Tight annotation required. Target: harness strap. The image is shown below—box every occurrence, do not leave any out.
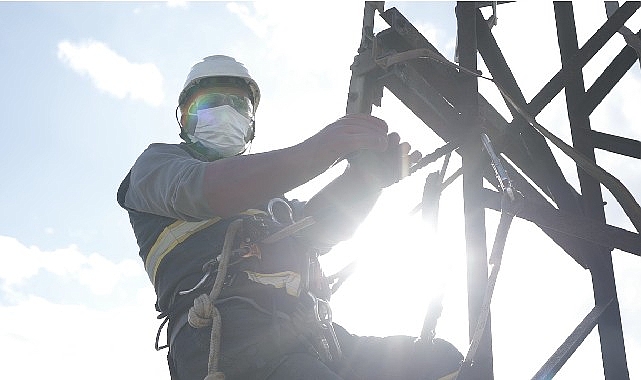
[158,200,338,376]
[146,218,221,284]
[168,311,189,350]
[145,209,266,285]
[188,218,244,380]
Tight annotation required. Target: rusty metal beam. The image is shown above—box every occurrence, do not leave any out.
[554,3,629,379]
[373,7,598,268]
[347,3,640,379]
[475,8,583,213]
[531,299,614,380]
[529,1,640,115]
[579,27,641,115]
[591,131,641,159]
[481,188,641,256]
[456,3,494,379]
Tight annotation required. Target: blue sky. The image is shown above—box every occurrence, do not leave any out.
[1,2,640,379]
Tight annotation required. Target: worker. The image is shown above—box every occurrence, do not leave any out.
[117,55,462,380]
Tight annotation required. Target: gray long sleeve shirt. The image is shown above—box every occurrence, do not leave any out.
[124,143,217,221]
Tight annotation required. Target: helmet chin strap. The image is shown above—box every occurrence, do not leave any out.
[182,140,226,162]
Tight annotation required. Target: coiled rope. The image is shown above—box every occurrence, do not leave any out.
[187,218,244,380]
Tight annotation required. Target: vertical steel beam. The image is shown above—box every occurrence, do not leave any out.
[346,2,385,115]
[457,2,494,379]
[553,3,630,379]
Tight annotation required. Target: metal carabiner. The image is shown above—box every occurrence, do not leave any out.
[178,270,212,296]
[267,197,295,225]
[315,297,342,361]
[482,133,515,201]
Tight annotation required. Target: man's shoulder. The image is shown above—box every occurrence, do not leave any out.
[143,142,187,154]
[136,142,192,160]
[131,143,194,172]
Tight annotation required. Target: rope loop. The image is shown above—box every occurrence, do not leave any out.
[184,218,244,380]
[188,293,216,328]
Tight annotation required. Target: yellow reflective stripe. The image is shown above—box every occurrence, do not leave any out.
[244,270,302,297]
[145,218,220,283]
[145,209,267,284]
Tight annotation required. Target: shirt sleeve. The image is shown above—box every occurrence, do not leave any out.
[124,143,216,221]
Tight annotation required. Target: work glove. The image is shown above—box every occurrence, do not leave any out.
[305,114,389,168]
[347,132,422,189]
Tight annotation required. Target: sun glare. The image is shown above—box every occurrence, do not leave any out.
[323,176,466,339]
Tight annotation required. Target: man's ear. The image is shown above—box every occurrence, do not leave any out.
[246,119,255,142]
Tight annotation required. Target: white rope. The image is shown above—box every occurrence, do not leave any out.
[187,218,244,380]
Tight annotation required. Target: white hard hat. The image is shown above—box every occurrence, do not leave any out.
[178,55,260,110]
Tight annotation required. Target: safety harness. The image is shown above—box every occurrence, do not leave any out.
[144,209,265,286]
[152,198,341,380]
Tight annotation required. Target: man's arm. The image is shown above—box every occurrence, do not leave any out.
[301,132,421,245]
[299,163,383,245]
[200,114,390,218]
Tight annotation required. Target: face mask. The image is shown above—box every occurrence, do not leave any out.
[188,105,252,157]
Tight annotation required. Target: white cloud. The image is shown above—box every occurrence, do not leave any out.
[0,236,165,378]
[0,237,41,287]
[57,39,164,106]
[226,2,269,39]
[0,235,142,296]
[0,292,167,380]
[225,2,363,77]
[0,236,169,380]
[224,1,367,152]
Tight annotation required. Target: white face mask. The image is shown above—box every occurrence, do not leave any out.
[188,105,252,157]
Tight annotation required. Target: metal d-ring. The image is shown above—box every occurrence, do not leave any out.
[267,197,294,225]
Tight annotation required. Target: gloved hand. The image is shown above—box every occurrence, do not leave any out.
[347,132,422,189]
[303,114,389,168]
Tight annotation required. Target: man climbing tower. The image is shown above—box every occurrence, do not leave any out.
[118,55,462,380]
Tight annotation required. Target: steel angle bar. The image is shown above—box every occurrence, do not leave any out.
[555,5,631,378]
[580,27,641,115]
[346,2,385,116]
[480,188,641,256]
[475,8,527,119]
[479,95,582,214]
[475,9,583,215]
[495,68,641,234]
[591,130,641,159]
[378,7,469,105]
[455,3,496,379]
[531,299,615,380]
[377,63,463,142]
[528,1,640,115]
[476,159,593,268]
[605,1,641,61]
[379,7,442,59]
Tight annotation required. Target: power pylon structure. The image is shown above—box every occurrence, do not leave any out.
[345,2,641,379]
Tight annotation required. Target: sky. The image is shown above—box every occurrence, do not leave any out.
[0,1,640,379]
